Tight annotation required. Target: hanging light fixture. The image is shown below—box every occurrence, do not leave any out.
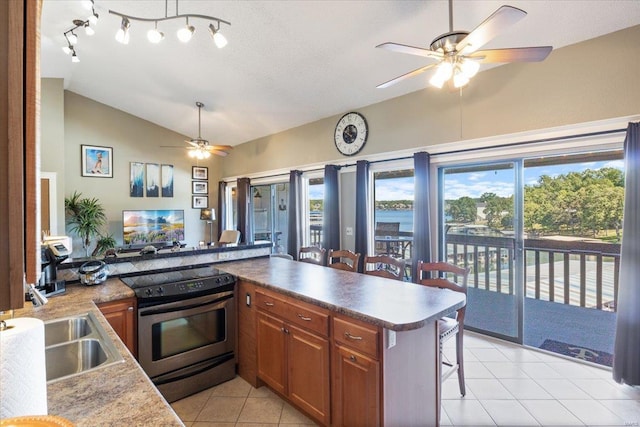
[115,16,131,44]
[61,7,99,64]
[110,0,230,47]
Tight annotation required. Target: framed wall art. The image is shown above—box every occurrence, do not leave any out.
[192,166,208,180]
[146,163,160,197]
[192,195,208,209]
[130,162,144,197]
[192,181,208,194]
[81,145,113,178]
[161,164,174,197]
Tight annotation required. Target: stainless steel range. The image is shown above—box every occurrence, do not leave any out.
[121,266,236,402]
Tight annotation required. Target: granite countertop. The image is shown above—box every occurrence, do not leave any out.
[11,279,183,427]
[218,257,466,331]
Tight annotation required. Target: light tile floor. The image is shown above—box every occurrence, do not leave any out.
[171,331,640,426]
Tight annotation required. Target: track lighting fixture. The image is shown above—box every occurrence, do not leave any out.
[61,6,99,63]
[109,0,230,48]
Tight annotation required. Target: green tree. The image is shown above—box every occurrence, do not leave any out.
[446,196,477,223]
[480,193,513,229]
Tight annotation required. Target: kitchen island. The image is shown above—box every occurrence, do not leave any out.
[218,257,466,427]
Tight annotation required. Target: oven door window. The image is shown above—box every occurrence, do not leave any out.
[152,308,226,360]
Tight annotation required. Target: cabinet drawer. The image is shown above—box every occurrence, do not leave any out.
[285,302,329,337]
[333,316,379,359]
[256,290,288,319]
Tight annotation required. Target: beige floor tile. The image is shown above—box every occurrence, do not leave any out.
[599,400,640,425]
[465,378,515,400]
[440,408,453,425]
[547,361,603,379]
[534,379,591,400]
[196,396,246,423]
[484,361,530,379]
[559,399,625,425]
[441,378,476,400]
[237,397,284,424]
[570,378,634,400]
[518,362,564,379]
[192,423,236,427]
[499,379,553,400]
[480,399,541,426]
[519,400,584,425]
[497,346,545,362]
[279,403,316,424]
[210,375,253,397]
[236,424,278,427]
[442,399,496,426]
[470,348,511,362]
[171,388,214,422]
[464,361,495,379]
[249,385,280,398]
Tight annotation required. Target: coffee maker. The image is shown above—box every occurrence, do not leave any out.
[38,240,69,296]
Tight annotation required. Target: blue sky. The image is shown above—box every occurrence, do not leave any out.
[308,159,624,201]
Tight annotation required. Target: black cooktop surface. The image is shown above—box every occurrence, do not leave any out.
[121,265,228,289]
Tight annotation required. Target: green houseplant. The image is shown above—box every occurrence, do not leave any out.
[64,191,107,257]
[93,233,117,257]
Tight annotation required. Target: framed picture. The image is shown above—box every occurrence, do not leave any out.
[130,162,144,197]
[192,195,208,209]
[192,166,208,180]
[146,163,160,197]
[81,145,113,178]
[161,164,174,197]
[192,181,208,194]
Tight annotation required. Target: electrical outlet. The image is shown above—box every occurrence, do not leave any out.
[345,227,353,236]
[386,330,396,349]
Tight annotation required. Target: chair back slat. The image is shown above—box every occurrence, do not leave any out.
[299,246,326,266]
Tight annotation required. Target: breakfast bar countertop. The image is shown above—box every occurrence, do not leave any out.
[10,278,184,427]
[218,256,466,331]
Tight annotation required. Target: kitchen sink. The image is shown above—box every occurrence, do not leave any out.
[44,316,92,346]
[44,313,124,383]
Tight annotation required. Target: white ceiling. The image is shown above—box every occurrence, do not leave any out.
[41,1,640,147]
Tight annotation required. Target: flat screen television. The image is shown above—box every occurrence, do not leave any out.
[123,210,185,245]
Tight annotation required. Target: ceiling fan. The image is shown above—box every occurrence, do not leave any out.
[162,102,232,158]
[376,0,552,89]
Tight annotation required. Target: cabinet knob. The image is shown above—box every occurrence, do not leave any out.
[127,306,134,311]
[349,355,357,362]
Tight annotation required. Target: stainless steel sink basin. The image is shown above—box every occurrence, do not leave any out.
[44,313,124,383]
[44,316,92,346]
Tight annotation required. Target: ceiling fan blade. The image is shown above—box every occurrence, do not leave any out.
[160,145,184,148]
[469,46,552,63]
[377,63,438,89]
[376,42,443,59]
[457,5,527,56]
[208,150,229,157]
[207,145,233,151]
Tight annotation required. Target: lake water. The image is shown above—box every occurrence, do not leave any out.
[375,210,413,232]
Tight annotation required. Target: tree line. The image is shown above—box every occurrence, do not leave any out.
[445,168,624,240]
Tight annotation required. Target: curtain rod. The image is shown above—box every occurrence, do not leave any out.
[223,127,628,183]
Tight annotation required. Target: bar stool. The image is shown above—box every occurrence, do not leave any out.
[416,261,469,396]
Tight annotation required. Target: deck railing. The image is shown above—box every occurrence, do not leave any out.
[445,234,620,312]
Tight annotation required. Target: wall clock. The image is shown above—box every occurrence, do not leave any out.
[334,112,368,156]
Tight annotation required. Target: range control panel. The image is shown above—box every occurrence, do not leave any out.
[134,274,235,300]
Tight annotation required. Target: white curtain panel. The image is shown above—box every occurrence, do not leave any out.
[613,122,640,386]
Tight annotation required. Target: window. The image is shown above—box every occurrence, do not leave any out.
[306,176,324,247]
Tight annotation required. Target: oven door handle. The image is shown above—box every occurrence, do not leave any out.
[139,292,234,317]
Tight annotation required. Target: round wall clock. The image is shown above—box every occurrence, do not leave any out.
[334,112,368,156]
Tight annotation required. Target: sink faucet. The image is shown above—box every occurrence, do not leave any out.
[24,275,48,307]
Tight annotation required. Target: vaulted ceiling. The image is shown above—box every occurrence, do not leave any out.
[41,1,640,146]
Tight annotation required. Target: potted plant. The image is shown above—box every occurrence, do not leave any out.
[64,191,107,257]
[93,233,117,257]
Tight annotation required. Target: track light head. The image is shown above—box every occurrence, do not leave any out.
[71,51,80,63]
[115,16,131,44]
[88,10,99,26]
[84,23,95,36]
[208,23,228,48]
[177,19,195,43]
[148,26,164,43]
[81,0,94,10]
[67,31,78,45]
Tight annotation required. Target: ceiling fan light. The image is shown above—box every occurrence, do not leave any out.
[435,61,453,80]
[115,17,130,44]
[429,73,447,89]
[453,71,469,88]
[460,59,480,79]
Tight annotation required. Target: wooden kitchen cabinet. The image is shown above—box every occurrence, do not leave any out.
[332,315,381,427]
[255,290,330,426]
[98,297,137,357]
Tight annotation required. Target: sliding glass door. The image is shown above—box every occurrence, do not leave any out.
[440,162,521,341]
[251,183,289,254]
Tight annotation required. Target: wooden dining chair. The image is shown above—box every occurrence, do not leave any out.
[363,255,404,281]
[416,261,469,397]
[327,249,361,272]
[298,246,326,266]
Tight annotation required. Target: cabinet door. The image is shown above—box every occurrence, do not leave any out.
[98,297,137,357]
[333,344,380,427]
[287,323,330,426]
[256,311,287,395]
